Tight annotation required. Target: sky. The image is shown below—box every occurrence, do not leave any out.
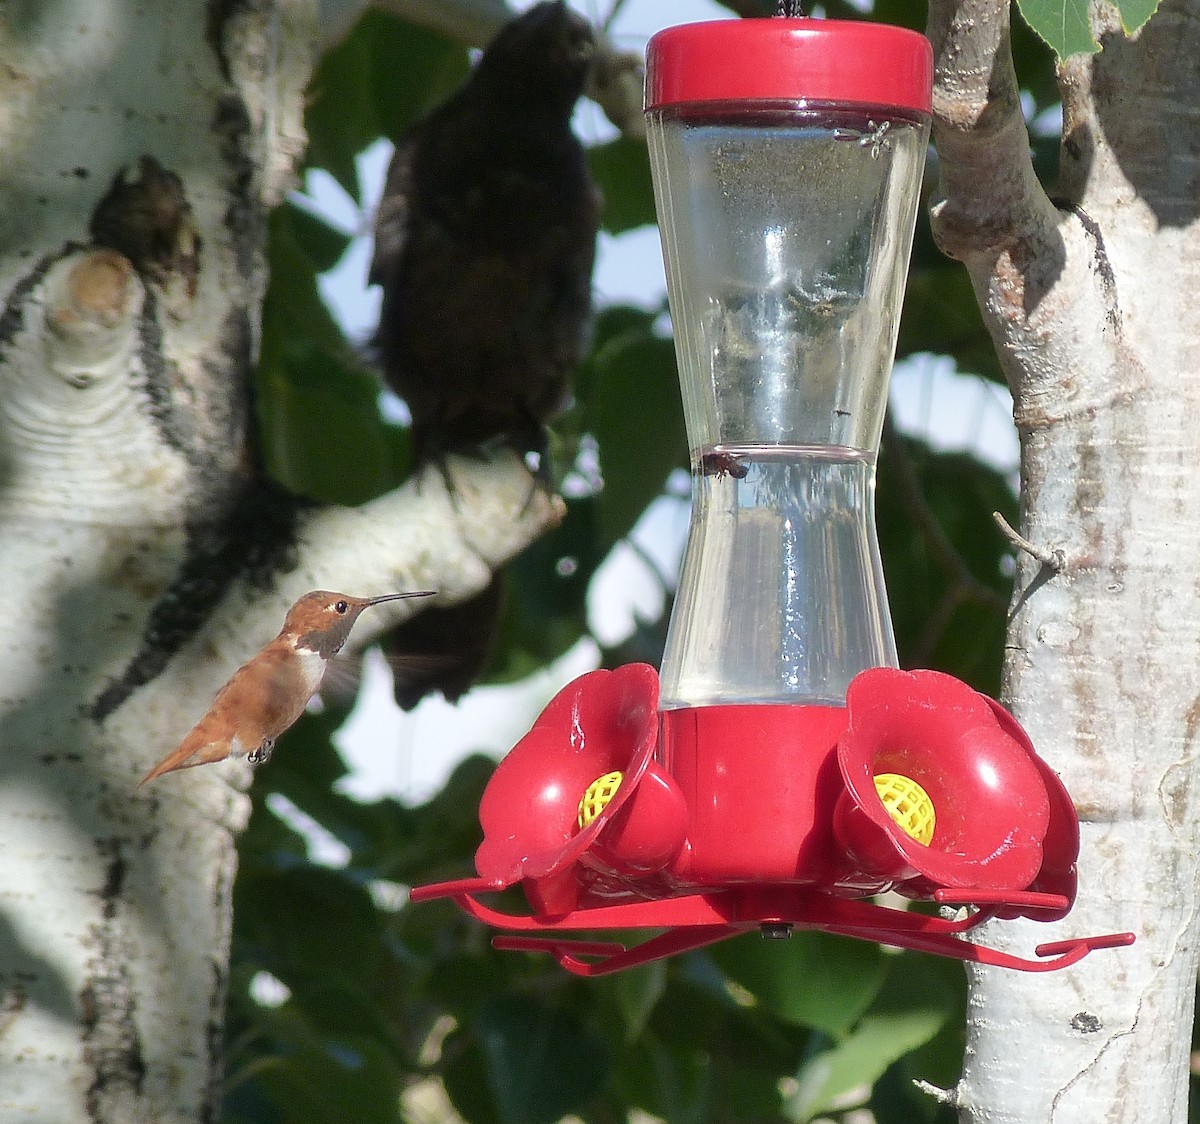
[287,0,1020,823]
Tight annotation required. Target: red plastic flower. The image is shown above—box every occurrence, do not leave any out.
[410,662,1126,976]
[832,667,1078,917]
[473,663,686,901]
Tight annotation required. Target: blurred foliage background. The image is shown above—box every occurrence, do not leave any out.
[225,2,1065,1120]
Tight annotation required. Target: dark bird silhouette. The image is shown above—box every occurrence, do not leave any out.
[369,1,600,709]
[388,579,506,711]
[370,0,600,465]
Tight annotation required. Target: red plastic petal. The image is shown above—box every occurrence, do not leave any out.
[983,697,1079,918]
[592,761,688,874]
[474,664,660,885]
[835,668,1051,894]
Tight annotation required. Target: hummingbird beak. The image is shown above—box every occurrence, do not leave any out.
[364,590,437,606]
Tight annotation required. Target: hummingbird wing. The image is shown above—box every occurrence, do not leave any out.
[138,645,323,785]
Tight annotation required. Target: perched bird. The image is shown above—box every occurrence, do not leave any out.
[370,0,601,465]
[139,590,433,784]
[369,2,600,710]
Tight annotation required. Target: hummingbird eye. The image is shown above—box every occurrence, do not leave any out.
[334,600,348,614]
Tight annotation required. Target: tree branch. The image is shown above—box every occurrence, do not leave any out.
[925,0,1060,265]
[992,509,1065,572]
[928,2,1200,1121]
[195,450,563,668]
[925,0,1138,423]
[0,3,566,1114]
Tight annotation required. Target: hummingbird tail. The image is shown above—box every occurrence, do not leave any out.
[137,739,233,786]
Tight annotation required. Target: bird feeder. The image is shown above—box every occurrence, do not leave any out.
[411,17,1134,976]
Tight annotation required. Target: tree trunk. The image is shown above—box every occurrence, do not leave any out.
[928,0,1200,1118]
[0,3,558,1119]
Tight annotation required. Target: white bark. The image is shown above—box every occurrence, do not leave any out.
[0,3,560,1120]
[928,0,1200,1119]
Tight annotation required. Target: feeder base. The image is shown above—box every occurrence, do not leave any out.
[409,876,1134,977]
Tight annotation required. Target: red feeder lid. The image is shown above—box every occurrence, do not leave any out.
[645,19,933,115]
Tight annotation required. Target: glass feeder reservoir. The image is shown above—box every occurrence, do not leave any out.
[409,17,1134,979]
[648,19,932,709]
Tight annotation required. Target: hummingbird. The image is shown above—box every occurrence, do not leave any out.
[138,590,434,785]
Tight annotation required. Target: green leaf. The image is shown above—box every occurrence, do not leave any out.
[585,321,686,548]
[248,1032,401,1124]
[786,1008,947,1122]
[258,202,404,503]
[234,864,384,992]
[264,204,347,352]
[610,1031,714,1124]
[1115,0,1160,33]
[1015,0,1160,49]
[306,10,468,198]
[898,266,1005,385]
[783,952,957,1123]
[888,955,967,1086]
[877,435,1015,695]
[468,994,612,1124]
[1015,0,1099,57]
[376,755,494,880]
[1008,12,1060,107]
[870,1058,955,1124]
[589,136,657,234]
[711,931,888,1036]
[625,965,808,1122]
[443,1033,504,1124]
[256,336,396,504]
[281,200,352,274]
[365,12,470,142]
[306,30,377,195]
[509,496,601,625]
[490,496,601,684]
[594,959,668,1040]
